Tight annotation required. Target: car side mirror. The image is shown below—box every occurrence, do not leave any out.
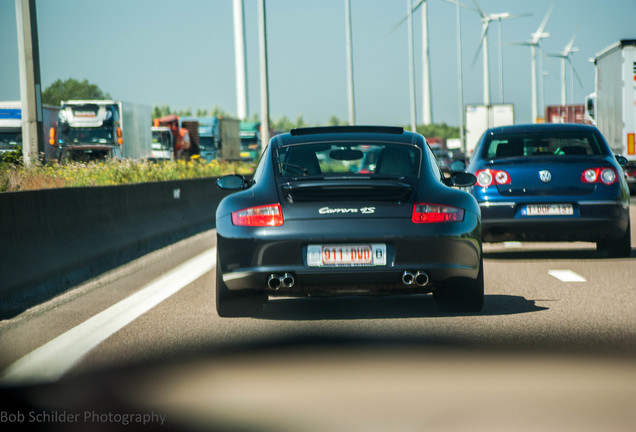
[446,171,477,188]
[450,160,466,172]
[615,155,628,168]
[216,174,248,190]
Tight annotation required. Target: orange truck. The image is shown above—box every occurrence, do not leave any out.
[152,115,199,159]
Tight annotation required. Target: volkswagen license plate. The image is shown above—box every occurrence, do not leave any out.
[521,204,573,216]
[307,244,387,267]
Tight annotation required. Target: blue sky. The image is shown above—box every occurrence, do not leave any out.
[1,0,635,127]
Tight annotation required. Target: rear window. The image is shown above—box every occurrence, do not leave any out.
[483,132,605,159]
[276,143,421,177]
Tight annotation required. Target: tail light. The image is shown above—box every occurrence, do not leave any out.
[581,168,617,185]
[412,203,464,223]
[475,169,511,187]
[117,127,123,145]
[232,204,284,226]
[49,127,56,146]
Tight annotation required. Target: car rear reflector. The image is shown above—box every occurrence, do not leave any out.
[412,203,464,223]
[581,168,617,185]
[232,204,284,226]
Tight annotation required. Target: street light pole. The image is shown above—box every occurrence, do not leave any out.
[258,0,270,150]
[407,0,417,132]
[233,0,248,120]
[345,0,356,125]
[15,0,43,166]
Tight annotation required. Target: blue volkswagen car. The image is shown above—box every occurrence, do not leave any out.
[465,123,631,257]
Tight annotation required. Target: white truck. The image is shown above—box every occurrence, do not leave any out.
[464,104,514,157]
[593,39,636,191]
[55,100,152,161]
[0,101,60,162]
[179,116,241,162]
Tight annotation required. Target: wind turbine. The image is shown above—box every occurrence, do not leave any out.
[514,4,554,123]
[387,0,473,126]
[471,0,531,105]
[548,29,581,105]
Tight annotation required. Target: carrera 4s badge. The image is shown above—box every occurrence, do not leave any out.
[319,206,376,215]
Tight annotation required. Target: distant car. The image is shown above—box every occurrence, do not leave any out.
[432,147,453,174]
[215,126,482,316]
[465,123,631,257]
[624,166,636,194]
[58,145,122,163]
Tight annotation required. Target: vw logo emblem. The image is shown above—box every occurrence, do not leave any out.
[539,170,552,183]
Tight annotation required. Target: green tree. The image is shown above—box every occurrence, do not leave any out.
[327,115,348,126]
[42,78,111,106]
[416,122,460,140]
[211,105,231,118]
[294,115,307,128]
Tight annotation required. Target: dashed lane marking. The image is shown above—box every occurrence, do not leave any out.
[548,270,586,282]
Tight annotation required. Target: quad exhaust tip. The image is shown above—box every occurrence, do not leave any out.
[267,273,295,290]
[402,270,429,287]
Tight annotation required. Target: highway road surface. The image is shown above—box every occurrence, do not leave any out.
[1,202,635,431]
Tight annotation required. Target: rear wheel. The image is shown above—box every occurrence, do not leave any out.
[216,259,266,317]
[434,257,484,312]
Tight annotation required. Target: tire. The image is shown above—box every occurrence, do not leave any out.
[600,219,632,258]
[216,258,266,317]
[434,257,484,312]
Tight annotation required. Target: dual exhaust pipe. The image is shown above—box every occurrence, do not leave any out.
[402,270,430,287]
[268,271,427,290]
[267,273,295,290]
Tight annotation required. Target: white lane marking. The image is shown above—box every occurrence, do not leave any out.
[503,241,523,248]
[548,270,586,282]
[0,247,217,386]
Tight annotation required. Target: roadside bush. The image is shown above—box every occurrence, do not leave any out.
[0,157,255,192]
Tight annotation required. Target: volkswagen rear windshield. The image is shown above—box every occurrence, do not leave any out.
[483,131,606,159]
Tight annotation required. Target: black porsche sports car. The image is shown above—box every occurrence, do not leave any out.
[215,126,482,316]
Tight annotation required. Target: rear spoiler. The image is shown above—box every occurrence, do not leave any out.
[290,126,404,136]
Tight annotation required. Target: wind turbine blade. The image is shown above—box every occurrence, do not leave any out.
[442,0,478,12]
[504,13,532,20]
[385,0,426,37]
[536,3,554,35]
[564,27,579,53]
[509,40,534,47]
[542,48,559,78]
[411,0,426,13]
[471,23,488,67]
[386,15,408,37]
[570,59,584,88]
[472,0,486,18]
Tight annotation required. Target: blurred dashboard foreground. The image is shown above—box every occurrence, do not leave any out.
[2,337,635,432]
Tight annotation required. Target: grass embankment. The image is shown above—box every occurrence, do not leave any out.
[0,156,255,192]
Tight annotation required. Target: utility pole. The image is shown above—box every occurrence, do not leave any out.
[421,0,432,125]
[455,1,465,153]
[233,0,248,120]
[258,0,270,150]
[15,0,43,166]
[345,0,356,125]
[407,0,417,132]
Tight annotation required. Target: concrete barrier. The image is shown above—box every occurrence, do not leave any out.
[0,178,233,319]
